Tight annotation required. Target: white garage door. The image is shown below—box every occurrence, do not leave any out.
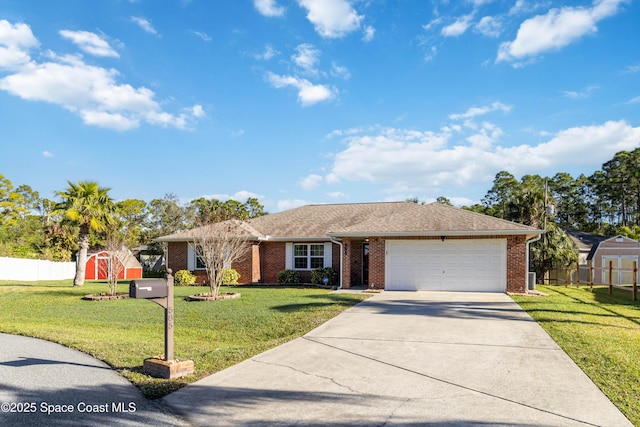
[385,239,506,292]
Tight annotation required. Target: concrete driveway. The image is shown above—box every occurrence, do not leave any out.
[164,291,632,426]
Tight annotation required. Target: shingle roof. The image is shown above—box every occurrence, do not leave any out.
[562,228,607,252]
[156,202,541,242]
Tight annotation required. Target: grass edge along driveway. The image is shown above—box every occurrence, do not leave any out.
[0,280,371,399]
[511,285,640,427]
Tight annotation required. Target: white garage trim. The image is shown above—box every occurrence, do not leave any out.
[385,239,507,292]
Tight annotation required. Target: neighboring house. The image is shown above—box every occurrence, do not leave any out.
[587,235,640,285]
[156,202,543,293]
[85,249,143,281]
[133,245,164,271]
[563,228,608,266]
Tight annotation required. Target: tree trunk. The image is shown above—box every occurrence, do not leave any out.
[74,232,90,286]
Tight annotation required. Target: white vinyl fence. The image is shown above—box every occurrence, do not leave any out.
[0,256,75,281]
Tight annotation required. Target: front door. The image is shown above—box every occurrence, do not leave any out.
[362,243,369,286]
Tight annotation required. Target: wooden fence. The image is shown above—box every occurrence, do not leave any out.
[545,260,638,301]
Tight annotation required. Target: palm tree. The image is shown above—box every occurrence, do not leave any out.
[55,181,115,286]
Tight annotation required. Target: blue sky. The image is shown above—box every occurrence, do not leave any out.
[1,0,639,212]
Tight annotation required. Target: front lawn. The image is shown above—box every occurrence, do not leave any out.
[511,285,640,426]
[0,280,370,398]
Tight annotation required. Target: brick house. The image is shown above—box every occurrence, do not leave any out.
[156,202,542,293]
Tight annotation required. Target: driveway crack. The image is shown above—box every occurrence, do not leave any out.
[251,358,365,395]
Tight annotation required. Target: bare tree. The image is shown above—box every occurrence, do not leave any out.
[192,220,249,299]
[100,231,127,296]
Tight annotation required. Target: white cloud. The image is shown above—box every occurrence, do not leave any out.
[81,110,139,131]
[0,20,39,70]
[327,191,347,198]
[42,150,53,157]
[330,62,350,79]
[497,0,625,64]
[448,101,512,120]
[203,190,265,202]
[292,43,321,75]
[254,44,279,60]
[191,104,205,118]
[277,199,308,211]
[621,64,640,74]
[300,174,323,190]
[191,30,212,42]
[297,0,363,38]
[441,14,474,37]
[130,17,157,35]
[266,72,336,106]
[475,16,502,37]
[231,129,245,137]
[423,17,443,31]
[325,120,640,194]
[423,46,437,62]
[59,30,119,57]
[0,21,202,131]
[628,96,640,104]
[254,0,285,17]
[362,25,375,42]
[562,85,598,99]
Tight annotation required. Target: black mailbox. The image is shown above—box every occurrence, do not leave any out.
[129,279,167,299]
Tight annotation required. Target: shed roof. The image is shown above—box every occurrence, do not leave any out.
[88,249,142,269]
[587,235,640,260]
[156,202,541,242]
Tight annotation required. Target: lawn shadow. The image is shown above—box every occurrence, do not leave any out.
[269,292,369,313]
[545,286,640,327]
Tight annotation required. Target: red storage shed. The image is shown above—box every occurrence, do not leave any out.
[85,249,143,281]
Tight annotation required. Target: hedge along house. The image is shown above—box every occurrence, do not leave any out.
[155,202,543,293]
[84,249,143,281]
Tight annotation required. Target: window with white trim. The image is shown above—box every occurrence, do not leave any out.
[293,243,325,270]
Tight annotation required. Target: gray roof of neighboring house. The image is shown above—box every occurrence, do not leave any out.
[562,228,608,252]
[155,202,542,242]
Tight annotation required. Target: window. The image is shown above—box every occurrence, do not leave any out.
[293,243,325,270]
[196,255,206,270]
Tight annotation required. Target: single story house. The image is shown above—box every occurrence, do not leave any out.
[85,249,143,281]
[563,228,607,266]
[156,202,543,293]
[587,235,640,285]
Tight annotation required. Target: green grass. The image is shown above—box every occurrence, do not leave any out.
[511,285,640,426]
[0,280,370,399]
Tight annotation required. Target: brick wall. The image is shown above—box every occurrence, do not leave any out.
[368,237,385,290]
[167,242,188,272]
[341,238,351,288]
[506,236,528,293]
[261,241,286,283]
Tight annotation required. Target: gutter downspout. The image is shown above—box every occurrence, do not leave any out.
[526,234,542,293]
[330,237,344,289]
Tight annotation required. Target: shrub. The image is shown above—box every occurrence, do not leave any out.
[311,267,338,286]
[174,270,196,286]
[277,269,300,284]
[143,269,166,278]
[221,268,240,285]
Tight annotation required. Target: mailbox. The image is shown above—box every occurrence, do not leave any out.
[129,279,167,299]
